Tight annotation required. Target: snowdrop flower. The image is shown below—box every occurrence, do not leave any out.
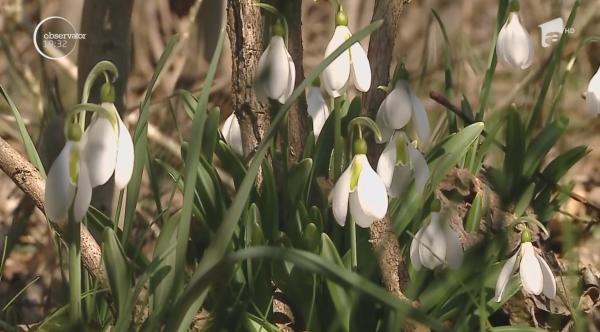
[377,132,429,198]
[306,83,330,138]
[495,230,556,302]
[496,2,534,70]
[82,84,134,190]
[375,74,430,144]
[256,20,295,103]
[44,127,92,223]
[321,9,371,97]
[222,112,243,156]
[331,139,387,228]
[410,212,463,270]
[586,66,600,116]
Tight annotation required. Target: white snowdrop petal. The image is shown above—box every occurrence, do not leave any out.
[499,13,534,69]
[375,107,395,142]
[255,46,270,101]
[83,117,118,187]
[409,91,431,144]
[408,145,430,195]
[73,162,92,222]
[520,242,544,295]
[536,253,557,299]
[376,138,397,190]
[306,87,330,138]
[332,164,352,226]
[418,213,447,270]
[495,252,518,302]
[349,40,371,92]
[322,26,351,95]
[114,116,134,189]
[265,36,291,100]
[587,68,600,116]
[389,164,411,198]
[277,52,296,103]
[349,191,374,228]
[410,227,424,270]
[44,142,76,222]
[223,113,243,156]
[355,155,388,220]
[444,224,463,269]
[381,81,413,129]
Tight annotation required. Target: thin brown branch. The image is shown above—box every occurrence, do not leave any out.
[429,91,600,217]
[0,136,106,286]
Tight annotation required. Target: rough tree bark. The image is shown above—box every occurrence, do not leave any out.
[363,0,412,300]
[0,136,106,286]
[77,0,134,216]
[226,0,270,158]
[280,0,309,163]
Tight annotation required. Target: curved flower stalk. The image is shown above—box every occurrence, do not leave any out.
[44,127,92,223]
[587,66,600,116]
[222,112,243,156]
[306,82,330,138]
[410,211,463,270]
[331,138,387,228]
[256,19,295,103]
[496,1,534,70]
[375,67,430,144]
[82,84,134,190]
[495,230,556,302]
[377,132,429,198]
[321,8,371,97]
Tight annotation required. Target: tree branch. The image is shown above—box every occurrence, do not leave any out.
[0,137,106,286]
[363,0,412,300]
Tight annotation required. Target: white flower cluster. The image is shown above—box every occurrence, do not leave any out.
[44,86,134,223]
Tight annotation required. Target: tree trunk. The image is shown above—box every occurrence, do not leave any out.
[77,0,134,216]
[226,0,270,158]
[281,0,309,163]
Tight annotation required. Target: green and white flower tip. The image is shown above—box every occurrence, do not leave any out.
[586,66,600,116]
[306,78,330,138]
[377,132,430,198]
[375,71,430,145]
[410,211,464,271]
[496,0,533,70]
[331,138,388,228]
[321,8,371,97]
[256,20,296,104]
[83,82,134,190]
[495,230,556,302]
[222,112,243,156]
[44,125,92,223]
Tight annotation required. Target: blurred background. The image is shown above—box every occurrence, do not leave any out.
[0,0,598,325]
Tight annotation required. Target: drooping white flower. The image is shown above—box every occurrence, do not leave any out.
[82,102,134,190]
[321,11,371,98]
[375,80,430,144]
[377,132,429,198]
[222,112,243,156]
[586,67,600,116]
[495,238,556,302]
[256,34,296,104]
[306,86,330,138]
[496,12,534,70]
[44,140,92,223]
[331,154,388,228]
[410,212,463,270]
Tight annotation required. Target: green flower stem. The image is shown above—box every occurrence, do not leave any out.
[78,61,119,130]
[349,216,357,271]
[68,210,81,324]
[333,96,344,180]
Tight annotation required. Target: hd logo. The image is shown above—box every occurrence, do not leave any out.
[538,17,574,48]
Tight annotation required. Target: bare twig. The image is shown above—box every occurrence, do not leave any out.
[0,136,106,286]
